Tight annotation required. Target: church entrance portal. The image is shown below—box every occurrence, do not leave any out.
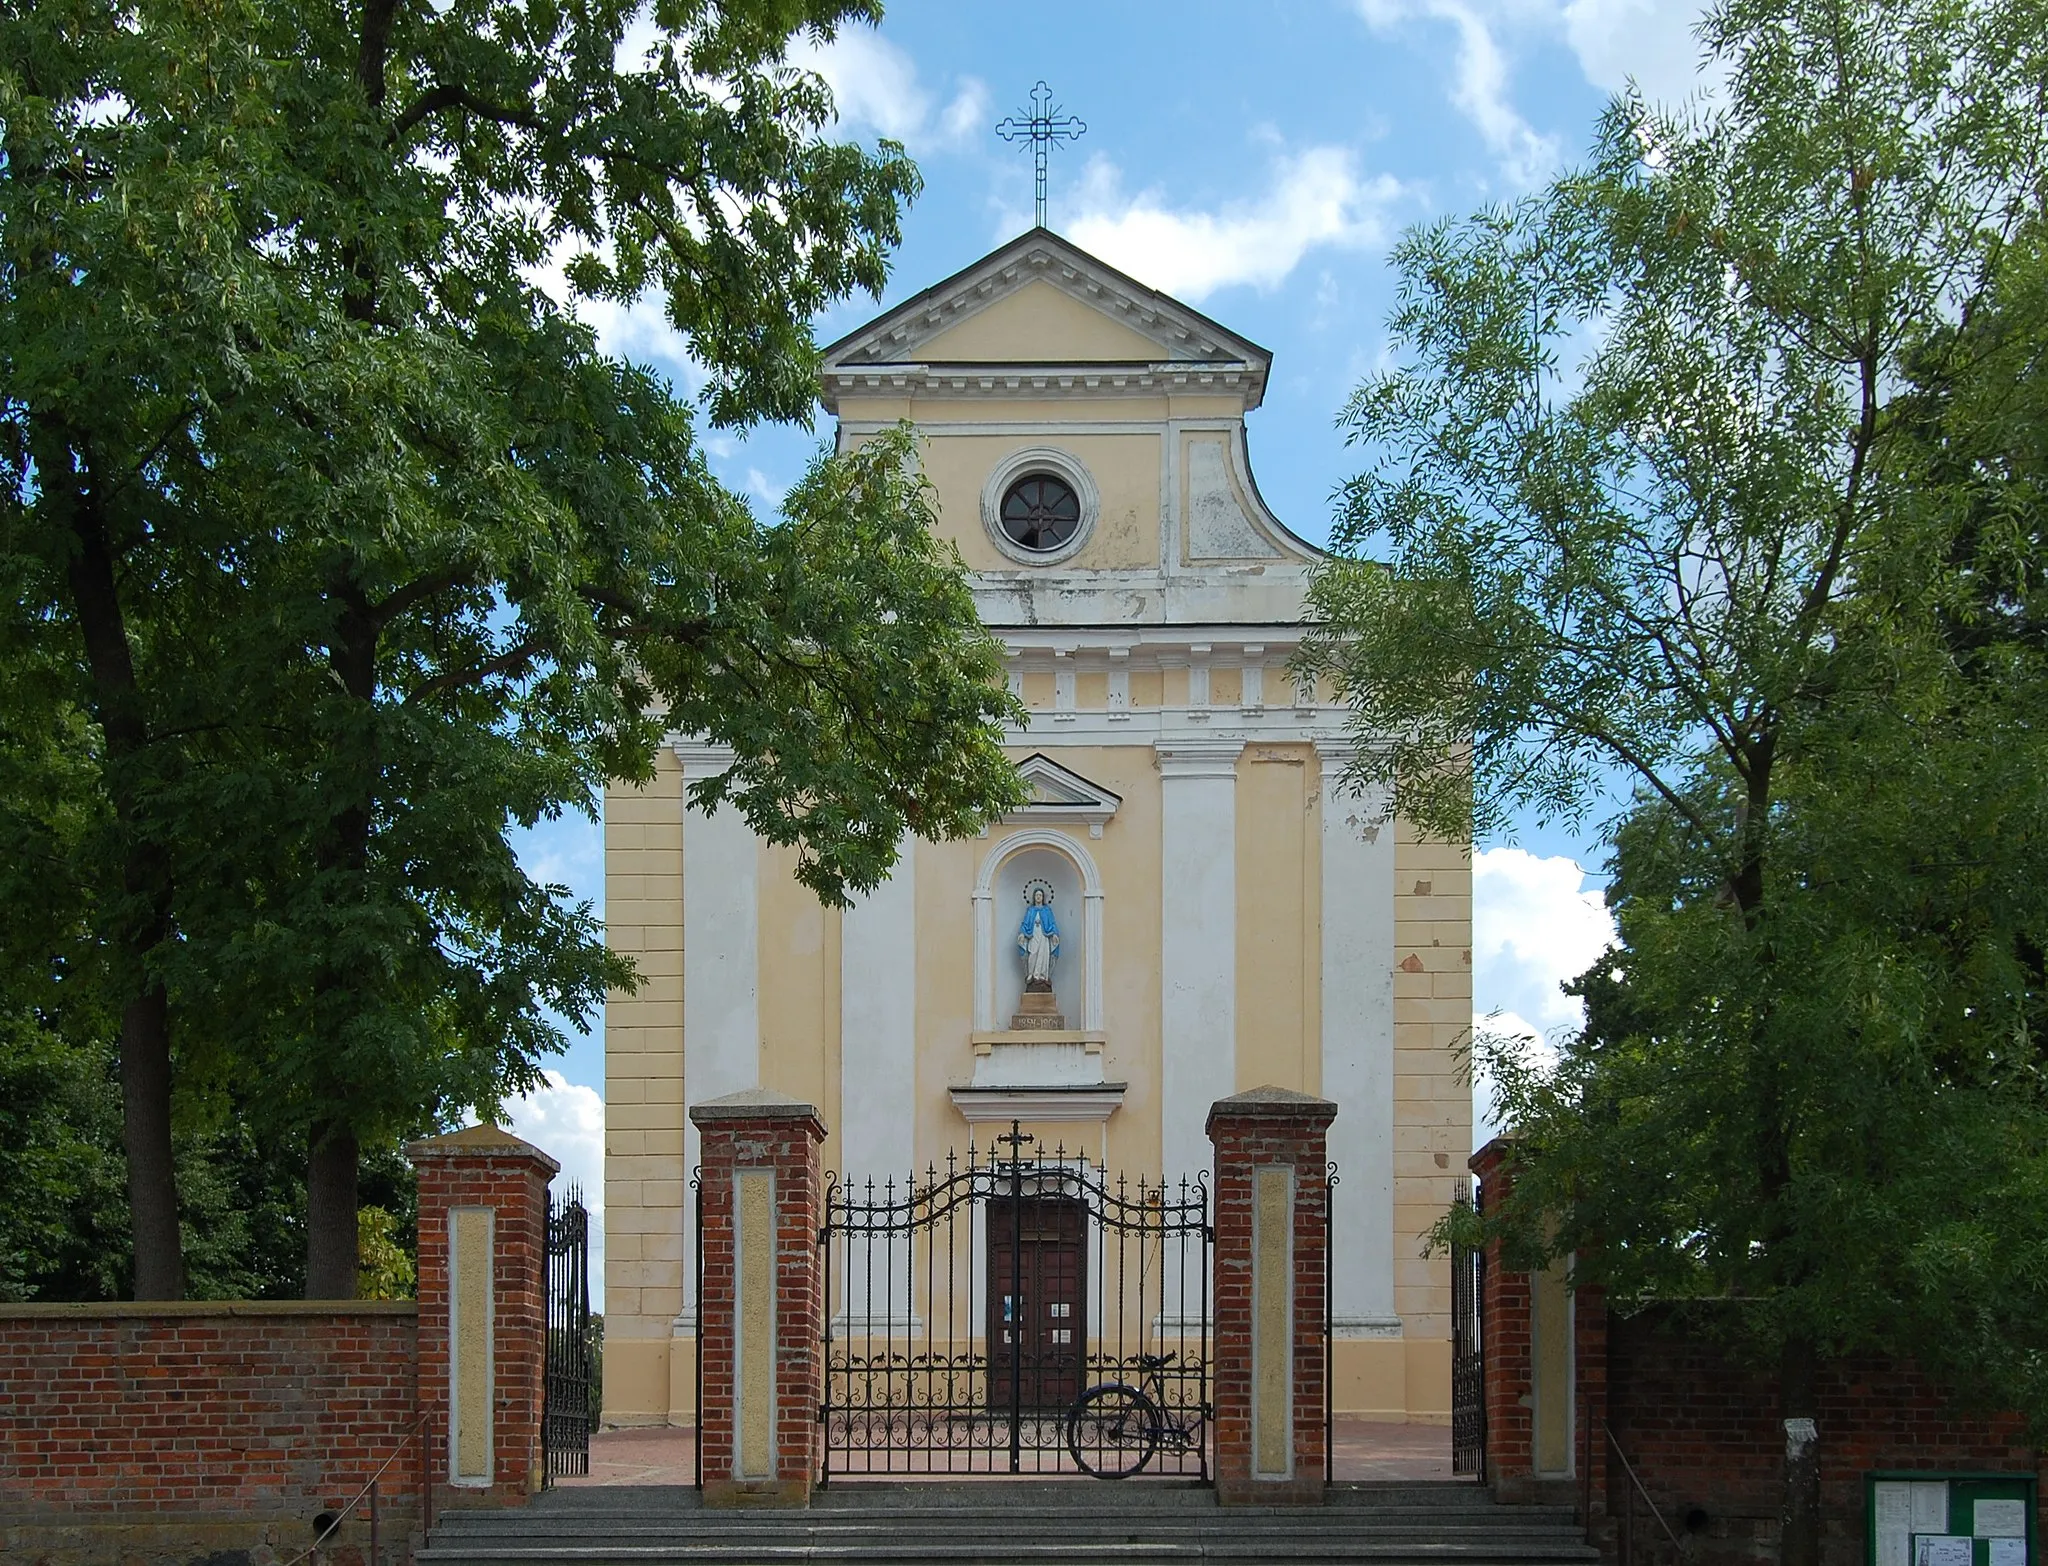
[817,1125,1211,1481]
[987,1194,1087,1412]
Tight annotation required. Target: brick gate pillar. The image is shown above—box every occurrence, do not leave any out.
[1208,1086,1337,1506]
[689,1089,828,1507]
[407,1124,560,1509]
[1470,1136,1604,1505]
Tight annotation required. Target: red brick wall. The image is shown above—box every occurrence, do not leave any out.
[0,1301,420,1555]
[1604,1312,2046,1566]
[1207,1089,1334,1506]
[1472,1146,2045,1563]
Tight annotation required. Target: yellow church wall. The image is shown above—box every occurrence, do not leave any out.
[1083,744,1166,1180]
[1020,672,1053,709]
[1128,669,1164,707]
[916,278,1167,363]
[911,832,980,1171]
[1390,818,1473,1387]
[1235,745,1316,1094]
[600,748,687,1428]
[916,431,1160,571]
[755,839,833,1126]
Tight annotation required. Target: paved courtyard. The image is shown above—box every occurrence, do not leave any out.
[568,1420,1459,1486]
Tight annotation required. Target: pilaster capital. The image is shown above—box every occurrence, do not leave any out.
[1312,737,1362,775]
[671,736,738,783]
[1155,738,1244,779]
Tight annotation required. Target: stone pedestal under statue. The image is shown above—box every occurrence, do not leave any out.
[1010,978,1066,1030]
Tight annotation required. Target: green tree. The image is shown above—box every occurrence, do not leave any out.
[1301,2,2048,1557]
[3,0,1022,1299]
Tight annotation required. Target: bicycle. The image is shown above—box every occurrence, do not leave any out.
[1064,1352,1205,1478]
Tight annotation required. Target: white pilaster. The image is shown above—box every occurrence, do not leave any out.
[841,841,918,1179]
[1240,645,1266,712]
[1106,648,1131,721]
[1157,740,1241,1190]
[838,838,920,1330]
[1317,746,1400,1334]
[676,741,759,1333]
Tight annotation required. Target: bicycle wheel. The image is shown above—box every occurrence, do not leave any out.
[1066,1383,1161,1479]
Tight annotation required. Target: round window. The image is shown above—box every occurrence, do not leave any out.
[998,474,1082,553]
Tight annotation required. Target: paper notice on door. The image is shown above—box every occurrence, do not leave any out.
[1876,1485,1915,1566]
[1988,1539,2028,1566]
[1916,1485,1955,1534]
[1975,1502,2028,1540]
[1917,1536,1974,1566]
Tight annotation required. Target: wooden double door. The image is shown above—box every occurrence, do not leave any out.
[986,1195,1087,1411]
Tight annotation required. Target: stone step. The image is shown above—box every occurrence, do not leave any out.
[432,1523,1581,1531]
[420,1481,1598,1566]
[503,1482,1567,1518]
[420,1547,1598,1566]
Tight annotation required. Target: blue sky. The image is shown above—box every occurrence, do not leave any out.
[508,0,1722,1288]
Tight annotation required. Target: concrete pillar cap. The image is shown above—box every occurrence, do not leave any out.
[690,1087,828,1133]
[403,1122,561,1174]
[1205,1085,1337,1135]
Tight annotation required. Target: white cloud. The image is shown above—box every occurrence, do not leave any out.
[1358,0,1559,185]
[1061,147,1406,302]
[744,467,789,510]
[1358,1,1715,186]
[1472,846,1616,1032]
[507,1071,608,1311]
[786,26,987,152]
[1559,0,1715,111]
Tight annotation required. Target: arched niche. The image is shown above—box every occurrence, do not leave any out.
[972,829,1104,1034]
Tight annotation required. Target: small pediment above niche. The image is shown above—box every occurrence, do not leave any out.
[1004,754,1121,838]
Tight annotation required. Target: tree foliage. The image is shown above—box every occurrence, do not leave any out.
[1302,0,2048,1466]
[2,0,1023,1297]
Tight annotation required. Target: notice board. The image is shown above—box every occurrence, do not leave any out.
[1868,1473,2037,1566]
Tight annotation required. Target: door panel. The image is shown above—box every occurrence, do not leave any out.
[987,1196,1087,1410]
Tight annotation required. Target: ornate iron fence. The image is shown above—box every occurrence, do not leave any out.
[542,1184,593,1483]
[819,1124,1212,1482]
[1450,1187,1486,1478]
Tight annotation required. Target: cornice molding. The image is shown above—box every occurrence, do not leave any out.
[1154,738,1246,778]
[669,737,736,782]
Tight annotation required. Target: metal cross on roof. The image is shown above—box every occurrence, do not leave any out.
[997,81,1087,229]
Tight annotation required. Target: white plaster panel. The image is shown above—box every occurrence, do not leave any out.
[1318,751,1399,1331]
[841,840,917,1180]
[1186,438,1282,560]
[1158,742,1240,1194]
[677,743,758,1333]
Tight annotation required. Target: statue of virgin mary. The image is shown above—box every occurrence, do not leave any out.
[1016,885,1060,987]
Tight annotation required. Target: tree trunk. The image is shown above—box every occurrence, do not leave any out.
[40,413,187,1299]
[1780,1333,1821,1566]
[120,983,185,1299]
[305,1119,361,1299]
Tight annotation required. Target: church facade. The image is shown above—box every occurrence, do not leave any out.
[600,229,1472,1429]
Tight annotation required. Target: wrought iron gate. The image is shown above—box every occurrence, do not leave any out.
[1450,1189,1485,1478]
[542,1184,593,1483]
[819,1125,1212,1481]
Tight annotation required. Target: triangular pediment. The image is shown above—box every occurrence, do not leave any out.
[1004,753,1121,836]
[821,229,1271,410]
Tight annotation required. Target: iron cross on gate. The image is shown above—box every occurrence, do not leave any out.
[997,81,1087,228]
